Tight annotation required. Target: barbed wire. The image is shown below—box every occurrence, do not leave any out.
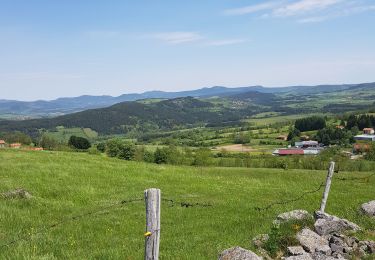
[0,197,144,249]
[334,172,375,182]
[162,198,213,208]
[254,182,325,211]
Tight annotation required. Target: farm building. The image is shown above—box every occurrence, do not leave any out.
[336,125,345,130]
[273,148,322,156]
[354,135,375,141]
[10,143,21,149]
[0,140,5,148]
[276,135,287,141]
[363,128,375,135]
[353,143,370,153]
[295,141,319,148]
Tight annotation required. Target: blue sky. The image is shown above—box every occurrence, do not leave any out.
[1,0,375,100]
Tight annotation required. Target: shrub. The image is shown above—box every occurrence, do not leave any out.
[117,142,136,160]
[154,147,168,164]
[96,142,106,153]
[68,136,91,150]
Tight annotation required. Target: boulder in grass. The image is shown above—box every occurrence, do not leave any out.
[314,211,361,236]
[1,188,32,199]
[218,246,262,260]
[296,228,331,255]
[284,254,313,260]
[361,200,375,217]
[275,210,313,224]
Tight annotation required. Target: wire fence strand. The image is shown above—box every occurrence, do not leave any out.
[0,197,144,249]
[254,182,325,211]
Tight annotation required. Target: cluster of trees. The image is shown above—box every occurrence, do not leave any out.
[346,114,375,130]
[101,139,212,166]
[0,131,32,144]
[315,127,354,146]
[294,116,326,132]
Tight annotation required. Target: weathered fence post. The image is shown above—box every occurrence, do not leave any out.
[319,161,335,213]
[144,188,161,260]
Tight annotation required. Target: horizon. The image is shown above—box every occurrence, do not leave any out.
[2,81,373,102]
[1,1,375,100]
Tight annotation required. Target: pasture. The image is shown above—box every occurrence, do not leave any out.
[0,150,374,259]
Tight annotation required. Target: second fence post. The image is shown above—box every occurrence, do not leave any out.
[319,161,335,213]
[144,188,161,260]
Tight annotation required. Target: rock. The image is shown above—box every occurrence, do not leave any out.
[313,211,361,236]
[284,254,313,260]
[276,210,313,224]
[361,200,375,217]
[311,252,344,259]
[297,228,331,255]
[288,246,306,256]
[252,234,269,248]
[218,246,262,260]
[366,240,375,253]
[1,188,32,199]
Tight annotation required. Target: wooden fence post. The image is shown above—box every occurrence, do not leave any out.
[319,161,335,213]
[144,188,161,260]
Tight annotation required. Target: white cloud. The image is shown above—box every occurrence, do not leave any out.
[298,3,375,23]
[150,32,203,44]
[224,1,282,15]
[224,0,375,23]
[205,39,247,46]
[273,0,343,17]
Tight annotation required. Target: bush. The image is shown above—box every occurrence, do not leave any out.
[117,142,136,160]
[39,135,59,150]
[68,136,91,150]
[106,139,122,157]
[154,147,168,164]
[96,142,106,153]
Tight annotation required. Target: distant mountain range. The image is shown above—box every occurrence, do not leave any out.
[2,82,373,118]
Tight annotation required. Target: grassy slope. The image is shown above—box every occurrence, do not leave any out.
[0,150,374,259]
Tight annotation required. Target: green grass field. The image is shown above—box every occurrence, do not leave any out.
[0,150,374,259]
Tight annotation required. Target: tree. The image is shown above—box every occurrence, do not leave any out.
[106,139,121,157]
[96,142,106,153]
[117,142,136,160]
[68,136,91,150]
[39,135,59,150]
[295,116,326,132]
[1,131,32,145]
[154,147,168,164]
[192,148,212,167]
[287,127,300,141]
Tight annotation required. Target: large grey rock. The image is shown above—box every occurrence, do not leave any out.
[284,254,313,260]
[1,188,32,199]
[276,210,313,224]
[310,252,344,259]
[314,212,361,236]
[288,246,307,256]
[297,228,331,255]
[361,200,375,217]
[219,246,262,260]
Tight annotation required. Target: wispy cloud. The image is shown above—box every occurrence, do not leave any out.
[225,0,375,23]
[273,0,342,17]
[205,39,247,46]
[298,3,375,23]
[150,32,204,44]
[224,1,282,15]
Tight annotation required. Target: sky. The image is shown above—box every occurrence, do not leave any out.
[0,0,375,101]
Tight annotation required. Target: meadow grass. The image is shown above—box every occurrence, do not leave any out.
[0,149,374,259]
